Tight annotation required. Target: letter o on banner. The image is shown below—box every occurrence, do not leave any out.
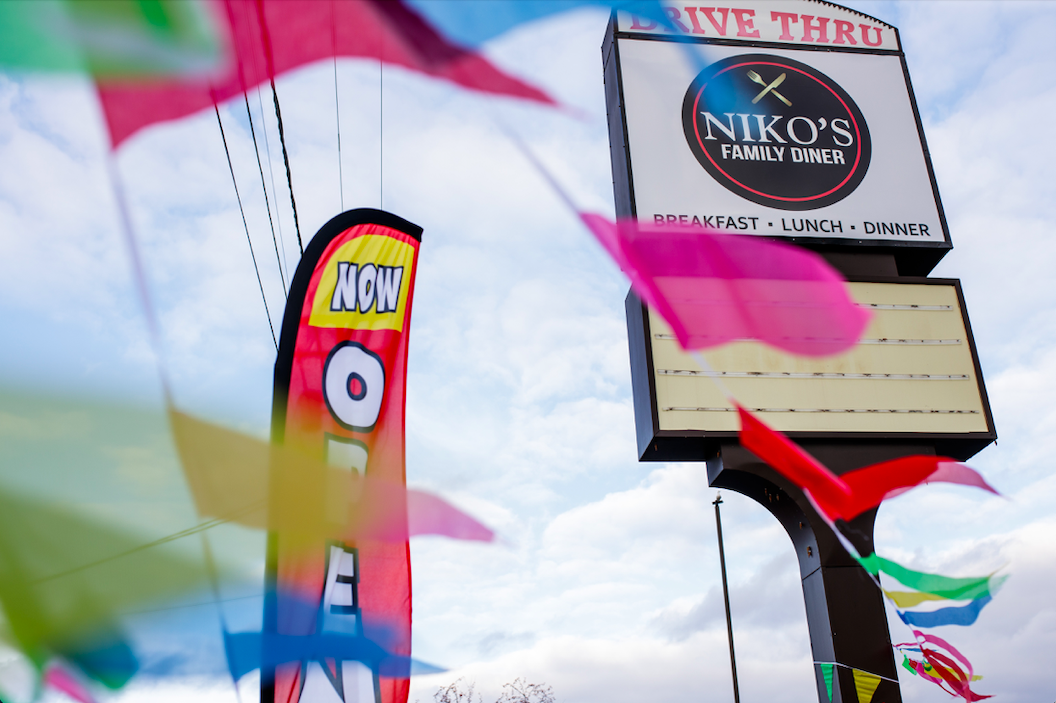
[323,341,386,431]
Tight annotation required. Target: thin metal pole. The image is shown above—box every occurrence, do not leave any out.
[714,493,741,703]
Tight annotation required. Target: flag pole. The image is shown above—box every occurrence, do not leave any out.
[713,493,741,703]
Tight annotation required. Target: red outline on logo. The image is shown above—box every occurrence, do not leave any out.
[692,61,863,202]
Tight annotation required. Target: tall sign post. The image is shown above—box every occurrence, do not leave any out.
[603,3,996,701]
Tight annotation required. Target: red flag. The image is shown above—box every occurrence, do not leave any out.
[736,405,853,512]
[737,406,997,522]
[266,209,421,703]
[98,0,555,148]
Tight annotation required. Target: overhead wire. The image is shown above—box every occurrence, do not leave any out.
[254,0,303,254]
[379,32,384,209]
[256,84,290,284]
[215,104,279,351]
[244,91,287,297]
[332,0,344,212]
[32,515,231,585]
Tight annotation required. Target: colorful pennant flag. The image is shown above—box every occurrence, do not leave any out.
[401,0,670,48]
[97,0,555,148]
[0,486,209,689]
[819,662,834,702]
[884,571,1006,630]
[43,663,97,703]
[579,214,872,357]
[911,631,991,701]
[735,406,997,700]
[852,669,881,703]
[0,0,225,78]
[737,406,998,523]
[170,409,494,546]
[223,631,443,682]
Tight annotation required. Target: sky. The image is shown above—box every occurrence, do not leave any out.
[1,1,1056,702]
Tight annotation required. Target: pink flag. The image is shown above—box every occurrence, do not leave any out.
[916,631,990,701]
[738,405,998,522]
[579,214,871,357]
[98,0,555,148]
[45,664,97,703]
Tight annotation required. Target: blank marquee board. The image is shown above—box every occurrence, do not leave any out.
[626,279,996,461]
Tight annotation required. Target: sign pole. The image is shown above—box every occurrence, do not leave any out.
[713,493,740,703]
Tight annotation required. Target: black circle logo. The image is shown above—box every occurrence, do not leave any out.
[682,54,871,210]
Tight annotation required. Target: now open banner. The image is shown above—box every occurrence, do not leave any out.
[265,209,422,703]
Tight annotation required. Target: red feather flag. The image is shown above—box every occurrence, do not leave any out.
[97,0,555,148]
[265,209,422,703]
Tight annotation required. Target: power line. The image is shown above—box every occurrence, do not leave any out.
[255,0,303,254]
[215,104,278,352]
[332,0,344,212]
[244,91,287,297]
[256,83,290,282]
[379,55,384,209]
[33,515,231,585]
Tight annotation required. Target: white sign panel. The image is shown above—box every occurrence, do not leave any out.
[613,31,947,245]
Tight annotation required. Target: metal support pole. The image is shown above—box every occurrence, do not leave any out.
[714,493,741,703]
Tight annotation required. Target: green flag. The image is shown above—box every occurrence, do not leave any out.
[0,0,225,78]
[820,662,834,702]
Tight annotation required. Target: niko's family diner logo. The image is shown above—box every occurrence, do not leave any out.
[682,54,871,210]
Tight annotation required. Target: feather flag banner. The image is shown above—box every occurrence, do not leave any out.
[578,214,872,357]
[97,0,554,148]
[264,209,423,703]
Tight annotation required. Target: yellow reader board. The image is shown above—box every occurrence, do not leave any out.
[648,281,991,435]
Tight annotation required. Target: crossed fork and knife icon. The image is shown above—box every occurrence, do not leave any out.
[747,70,792,107]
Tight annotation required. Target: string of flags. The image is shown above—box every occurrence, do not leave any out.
[815,661,897,703]
[0,0,1007,701]
[573,211,1003,701]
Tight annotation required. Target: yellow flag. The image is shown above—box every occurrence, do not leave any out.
[853,669,882,703]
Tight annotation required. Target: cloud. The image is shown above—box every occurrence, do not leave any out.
[4,3,1056,703]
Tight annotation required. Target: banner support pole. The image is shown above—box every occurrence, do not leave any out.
[713,493,740,703]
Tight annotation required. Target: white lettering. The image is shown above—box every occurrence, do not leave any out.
[787,116,819,144]
[736,113,755,141]
[831,118,854,146]
[753,114,786,143]
[357,264,377,313]
[375,266,403,313]
[331,262,358,311]
[701,112,737,140]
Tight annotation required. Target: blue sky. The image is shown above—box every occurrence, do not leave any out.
[2,2,1055,702]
